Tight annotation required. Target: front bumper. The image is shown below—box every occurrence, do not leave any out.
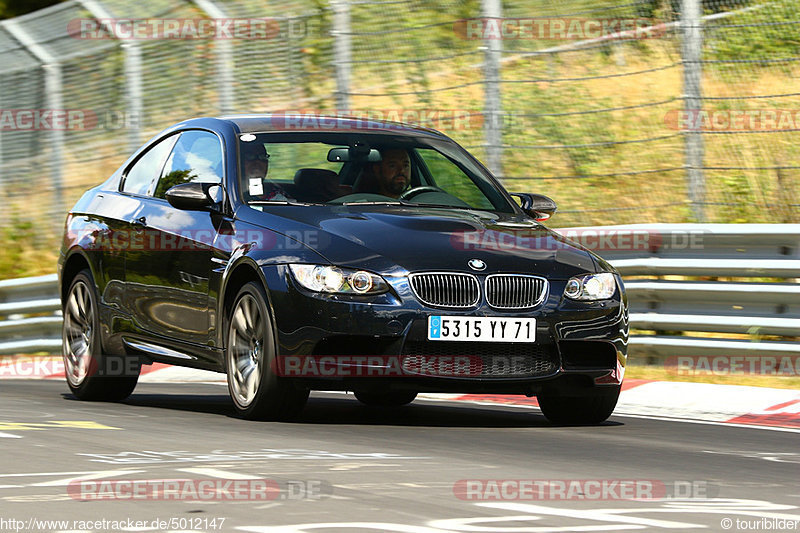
[264,265,628,395]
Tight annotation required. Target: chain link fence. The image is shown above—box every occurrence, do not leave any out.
[0,0,797,277]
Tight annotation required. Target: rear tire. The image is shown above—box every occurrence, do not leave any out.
[354,391,418,407]
[62,269,139,401]
[225,282,309,420]
[537,386,620,425]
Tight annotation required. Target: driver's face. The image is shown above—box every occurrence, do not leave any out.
[375,149,410,198]
[243,145,269,180]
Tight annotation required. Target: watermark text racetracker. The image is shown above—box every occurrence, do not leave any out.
[67,228,328,252]
[0,109,140,131]
[67,478,329,501]
[261,109,640,131]
[68,18,310,40]
[665,109,800,131]
[667,356,800,376]
[454,18,666,40]
[265,110,484,131]
[453,228,705,253]
[454,479,719,501]
[0,357,64,378]
[276,354,496,378]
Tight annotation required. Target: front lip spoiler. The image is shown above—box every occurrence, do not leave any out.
[287,370,618,395]
[285,368,618,383]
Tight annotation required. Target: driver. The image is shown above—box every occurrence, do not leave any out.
[359,148,411,198]
[242,140,293,202]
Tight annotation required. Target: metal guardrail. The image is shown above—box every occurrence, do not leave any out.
[552,224,800,361]
[1,225,799,360]
[626,281,800,336]
[0,273,61,355]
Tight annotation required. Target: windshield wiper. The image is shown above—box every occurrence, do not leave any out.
[249,200,307,206]
[406,202,473,210]
[342,200,480,210]
[341,201,406,206]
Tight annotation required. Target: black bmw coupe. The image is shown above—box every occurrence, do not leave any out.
[58,114,628,424]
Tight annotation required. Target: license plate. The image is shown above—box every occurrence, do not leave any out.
[427,316,536,343]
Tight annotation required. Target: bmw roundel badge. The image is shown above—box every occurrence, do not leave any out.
[468,258,486,271]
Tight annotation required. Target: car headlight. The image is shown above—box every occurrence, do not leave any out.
[564,272,617,300]
[288,264,389,295]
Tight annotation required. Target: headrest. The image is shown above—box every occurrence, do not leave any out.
[293,168,339,188]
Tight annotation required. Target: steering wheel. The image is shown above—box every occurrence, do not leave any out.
[399,186,446,201]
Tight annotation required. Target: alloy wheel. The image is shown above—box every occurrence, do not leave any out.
[227,293,266,407]
[63,279,94,387]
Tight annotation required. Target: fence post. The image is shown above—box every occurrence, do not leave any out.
[78,0,144,152]
[192,0,235,114]
[482,0,503,178]
[122,43,144,151]
[285,17,300,103]
[681,0,705,222]
[1,19,64,225]
[331,0,351,112]
[0,104,3,208]
[0,88,4,229]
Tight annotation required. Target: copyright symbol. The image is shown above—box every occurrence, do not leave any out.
[721,517,733,529]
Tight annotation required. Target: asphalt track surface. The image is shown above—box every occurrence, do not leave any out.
[1,380,799,532]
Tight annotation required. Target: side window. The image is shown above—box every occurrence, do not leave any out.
[121,135,178,195]
[153,130,223,199]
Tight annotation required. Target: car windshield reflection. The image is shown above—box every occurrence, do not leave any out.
[238,133,514,213]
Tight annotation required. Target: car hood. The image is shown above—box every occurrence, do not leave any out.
[245,205,603,278]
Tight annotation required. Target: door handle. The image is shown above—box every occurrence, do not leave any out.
[132,216,147,230]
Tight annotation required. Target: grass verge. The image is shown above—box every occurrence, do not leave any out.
[625,363,800,390]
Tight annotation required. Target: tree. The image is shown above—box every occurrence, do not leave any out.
[0,0,64,20]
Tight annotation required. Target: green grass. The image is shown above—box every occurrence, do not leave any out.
[626,363,800,390]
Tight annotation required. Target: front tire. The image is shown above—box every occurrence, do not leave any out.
[225,282,308,420]
[537,386,621,425]
[354,391,418,407]
[62,269,139,401]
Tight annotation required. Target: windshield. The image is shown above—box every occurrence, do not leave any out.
[238,132,515,213]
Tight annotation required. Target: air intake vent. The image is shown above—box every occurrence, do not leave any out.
[401,341,558,377]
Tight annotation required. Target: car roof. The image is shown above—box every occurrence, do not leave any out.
[185,114,452,139]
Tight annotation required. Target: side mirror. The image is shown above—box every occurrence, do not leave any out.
[510,193,557,221]
[165,182,222,211]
